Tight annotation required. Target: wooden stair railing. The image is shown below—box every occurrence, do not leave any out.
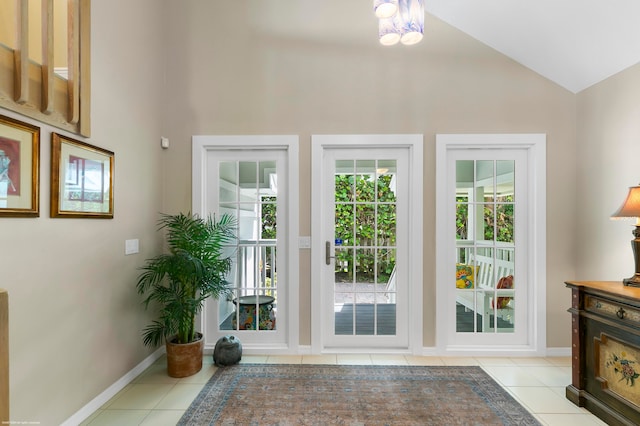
[0,289,8,423]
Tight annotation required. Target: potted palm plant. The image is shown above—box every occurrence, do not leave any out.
[136,212,236,377]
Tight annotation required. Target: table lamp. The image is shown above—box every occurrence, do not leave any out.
[611,184,640,287]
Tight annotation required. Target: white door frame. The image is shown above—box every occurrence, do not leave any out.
[435,134,547,356]
[311,134,423,354]
[192,135,299,353]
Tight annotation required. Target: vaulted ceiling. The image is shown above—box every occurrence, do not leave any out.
[428,0,640,93]
[251,0,640,94]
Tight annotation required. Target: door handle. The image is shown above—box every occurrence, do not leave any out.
[325,241,335,265]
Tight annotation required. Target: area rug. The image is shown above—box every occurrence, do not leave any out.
[178,364,540,425]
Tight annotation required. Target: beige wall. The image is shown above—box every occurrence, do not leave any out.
[1,1,165,424]
[576,64,640,280]
[4,0,617,422]
[161,2,577,349]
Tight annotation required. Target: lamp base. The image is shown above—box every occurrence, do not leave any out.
[623,274,640,287]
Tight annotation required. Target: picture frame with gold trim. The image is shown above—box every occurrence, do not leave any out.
[0,114,40,217]
[51,133,114,218]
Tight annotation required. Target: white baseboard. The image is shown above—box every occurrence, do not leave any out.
[422,346,572,357]
[297,345,312,355]
[61,347,165,426]
[295,346,571,358]
[418,347,438,356]
[545,347,571,357]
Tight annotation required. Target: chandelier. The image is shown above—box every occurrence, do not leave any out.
[374,0,424,46]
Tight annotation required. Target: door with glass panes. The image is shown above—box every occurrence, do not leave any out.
[447,149,529,347]
[202,149,288,347]
[321,147,410,349]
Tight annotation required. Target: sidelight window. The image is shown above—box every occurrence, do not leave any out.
[218,160,279,332]
[455,160,516,334]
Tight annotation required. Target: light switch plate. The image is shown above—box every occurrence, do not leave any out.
[125,239,139,255]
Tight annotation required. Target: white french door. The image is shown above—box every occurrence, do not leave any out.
[435,134,546,355]
[192,135,299,352]
[312,135,423,353]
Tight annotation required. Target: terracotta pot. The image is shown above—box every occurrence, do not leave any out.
[166,332,203,378]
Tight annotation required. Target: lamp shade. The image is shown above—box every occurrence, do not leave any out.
[379,15,401,46]
[612,185,640,222]
[374,0,398,19]
[612,184,640,287]
[398,0,424,45]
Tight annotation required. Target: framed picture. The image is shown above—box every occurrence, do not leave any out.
[0,114,40,217]
[51,133,114,218]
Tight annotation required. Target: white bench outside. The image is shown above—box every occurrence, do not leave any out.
[456,254,514,332]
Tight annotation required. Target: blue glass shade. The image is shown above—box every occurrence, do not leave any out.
[377,0,424,46]
[379,14,401,46]
[398,0,424,45]
[374,0,399,19]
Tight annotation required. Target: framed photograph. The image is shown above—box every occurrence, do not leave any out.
[51,133,114,218]
[0,114,40,217]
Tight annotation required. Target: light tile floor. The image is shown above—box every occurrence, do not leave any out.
[81,355,608,426]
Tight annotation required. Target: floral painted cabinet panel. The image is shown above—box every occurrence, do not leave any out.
[566,281,640,426]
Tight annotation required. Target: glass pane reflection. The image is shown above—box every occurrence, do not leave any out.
[454,159,516,335]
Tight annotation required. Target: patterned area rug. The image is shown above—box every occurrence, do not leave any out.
[179,364,540,425]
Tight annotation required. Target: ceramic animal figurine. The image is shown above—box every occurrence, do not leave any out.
[213,335,242,366]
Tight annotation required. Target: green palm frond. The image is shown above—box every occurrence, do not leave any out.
[137,212,237,346]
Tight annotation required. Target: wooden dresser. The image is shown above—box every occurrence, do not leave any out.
[566,281,640,425]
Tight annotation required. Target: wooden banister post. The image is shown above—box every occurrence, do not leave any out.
[0,289,8,423]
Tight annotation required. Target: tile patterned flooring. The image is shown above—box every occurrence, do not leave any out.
[81,355,607,426]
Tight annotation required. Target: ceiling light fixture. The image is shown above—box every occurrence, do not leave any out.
[375,0,424,46]
[374,0,398,19]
